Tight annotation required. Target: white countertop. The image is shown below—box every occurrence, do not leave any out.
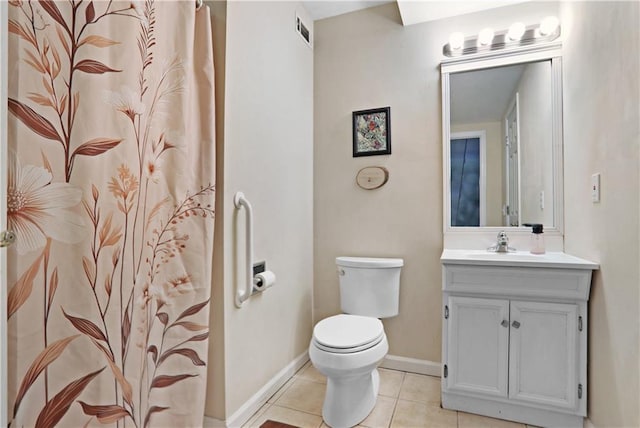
[441,249,600,270]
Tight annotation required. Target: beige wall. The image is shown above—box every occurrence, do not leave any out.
[560,2,640,427]
[451,121,504,226]
[314,2,558,363]
[205,1,314,419]
[314,3,441,362]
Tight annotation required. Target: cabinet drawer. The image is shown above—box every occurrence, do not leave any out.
[443,265,591,301]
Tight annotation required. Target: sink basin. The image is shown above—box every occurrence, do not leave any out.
[441,249,599,269]
[466,252,556,262]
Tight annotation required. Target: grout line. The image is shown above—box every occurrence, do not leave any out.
[269,403,323,418]
[293,365,328,385]
[293,374,327,385]
[388,369,406,428]
[296,361,311,373]
[396,397,444,405]
[268,377,296,404]
[396,370,407,401]
[243,403,272,428]
[388,396,400,428]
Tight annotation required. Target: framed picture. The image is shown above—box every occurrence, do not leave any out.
[352,106,391,157]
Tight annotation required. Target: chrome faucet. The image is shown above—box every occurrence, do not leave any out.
[487,230,516,253]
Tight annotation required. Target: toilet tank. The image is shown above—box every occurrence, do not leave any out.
[336,257,403,318]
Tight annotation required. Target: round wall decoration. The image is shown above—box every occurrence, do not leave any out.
[356,166,389,190]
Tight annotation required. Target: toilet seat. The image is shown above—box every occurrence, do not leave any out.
[313,314,384,354]
[312,334,384,354]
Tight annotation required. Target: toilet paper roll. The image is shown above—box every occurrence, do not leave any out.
[253,271,276,292]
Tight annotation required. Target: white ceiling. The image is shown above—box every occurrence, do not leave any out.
[302,1,393,21]
[302,0,531,24]
[396,0,531,26]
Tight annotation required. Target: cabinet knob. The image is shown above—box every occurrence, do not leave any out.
[501,319,509,328]
[512,320,521,329]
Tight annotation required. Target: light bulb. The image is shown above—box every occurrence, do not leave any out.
[539,16,559,36]
[507,22,526,41]
[478,28,494,46]
[449,32,465,50]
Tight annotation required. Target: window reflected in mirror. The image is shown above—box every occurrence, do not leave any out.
[450,132,484,227]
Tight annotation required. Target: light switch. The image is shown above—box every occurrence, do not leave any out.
[591,173,601,203]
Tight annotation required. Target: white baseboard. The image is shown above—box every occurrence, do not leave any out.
[380,354,442,377]
[203,415,226,427]
[222,351,309,428]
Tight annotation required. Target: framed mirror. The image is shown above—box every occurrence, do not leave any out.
[441,43,563,236]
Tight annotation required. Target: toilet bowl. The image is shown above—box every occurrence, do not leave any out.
[308,257,402,428]
[309,314,389,428]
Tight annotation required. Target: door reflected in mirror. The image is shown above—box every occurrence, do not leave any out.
[449,60,554,228]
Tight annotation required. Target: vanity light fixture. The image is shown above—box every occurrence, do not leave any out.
[478,28,495,46]
[507,22,526,41]
[449,32,465,50]
[443,16,561,57]
[539,16,560,36]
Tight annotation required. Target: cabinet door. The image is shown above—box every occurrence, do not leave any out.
[509,301,578,410]
[447,296,509,397]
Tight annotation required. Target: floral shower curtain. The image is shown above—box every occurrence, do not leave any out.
[5,1,215,426]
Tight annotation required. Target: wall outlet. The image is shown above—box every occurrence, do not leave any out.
[591,173,601,203]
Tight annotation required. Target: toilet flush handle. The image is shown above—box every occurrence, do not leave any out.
[337,268,345,276]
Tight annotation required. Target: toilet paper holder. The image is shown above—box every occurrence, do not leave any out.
[252,260,275,293]
[253,270,276,292]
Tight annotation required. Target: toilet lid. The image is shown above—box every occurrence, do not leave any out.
[313,314,384,350]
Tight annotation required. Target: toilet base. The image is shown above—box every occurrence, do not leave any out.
[322,368,380,428]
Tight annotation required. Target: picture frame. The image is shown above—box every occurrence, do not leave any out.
[352,106,391,157]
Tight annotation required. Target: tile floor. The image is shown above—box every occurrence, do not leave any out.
[243,362,540,428]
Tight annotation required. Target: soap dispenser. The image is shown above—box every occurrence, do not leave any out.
[529,223,545,254]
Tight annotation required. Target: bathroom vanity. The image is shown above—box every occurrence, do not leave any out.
[440,250,598,428]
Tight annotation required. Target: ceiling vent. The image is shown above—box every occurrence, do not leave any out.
[296,13,312,49]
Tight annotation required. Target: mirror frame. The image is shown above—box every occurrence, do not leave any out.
[441,42,564,246]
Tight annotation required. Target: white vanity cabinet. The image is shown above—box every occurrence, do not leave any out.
[441,250,598,428]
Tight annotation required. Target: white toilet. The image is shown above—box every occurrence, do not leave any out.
[309,256,403,428]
